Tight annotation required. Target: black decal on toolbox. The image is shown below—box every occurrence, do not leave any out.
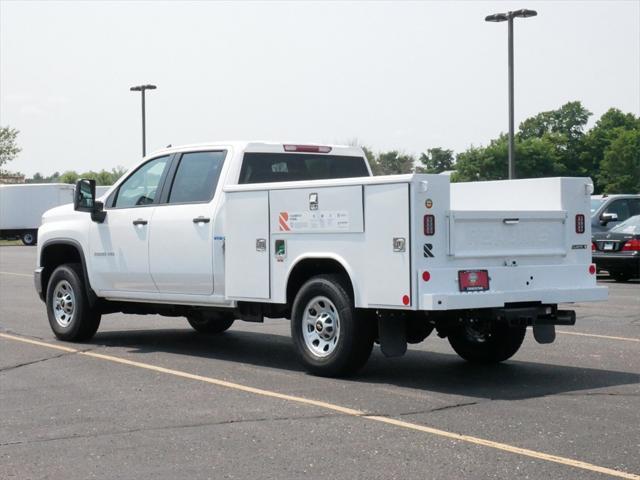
[423,243,434,258]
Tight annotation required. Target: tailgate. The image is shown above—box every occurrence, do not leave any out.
[448,210,568,258]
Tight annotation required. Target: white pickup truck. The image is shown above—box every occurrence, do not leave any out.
[34,142,607,376]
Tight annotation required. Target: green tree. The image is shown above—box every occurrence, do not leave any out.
[579,108,639,192]
[518,101,592,176]
[417,147,454,173]
[453,134,560,182]
[598,129,640,193]
[0,126,21,172]
[59,170,80,184]
[518,101,591,143]
[371,150,415,175]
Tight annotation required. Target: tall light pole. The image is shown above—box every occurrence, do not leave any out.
[485,9,537,179]
[129,84,157,157]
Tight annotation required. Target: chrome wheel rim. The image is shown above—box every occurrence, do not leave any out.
[302,296,340,358]
[53,280,75,328]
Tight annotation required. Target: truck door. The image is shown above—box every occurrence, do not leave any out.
[89,155,171,293]
[148,151,226,295]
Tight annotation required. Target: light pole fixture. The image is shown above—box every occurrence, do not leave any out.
[485,9,537,179]
[130,84,157,157]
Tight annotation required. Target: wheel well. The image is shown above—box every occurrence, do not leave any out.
[40,243,85,297]
[286,258,355,306]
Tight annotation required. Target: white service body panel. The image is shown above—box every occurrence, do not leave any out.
[224,174,606,311]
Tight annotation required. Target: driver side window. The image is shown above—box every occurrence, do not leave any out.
[113,156,170,208]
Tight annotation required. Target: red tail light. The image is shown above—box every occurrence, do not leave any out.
[283,144,332,153]
[575,214,585,234]
[424,215,435,235]
[589,264,596,275]
[622,239,640,251]
[592,242,597,252]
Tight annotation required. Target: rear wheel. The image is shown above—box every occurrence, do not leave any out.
[291,274,374,377]
[46,264,101,341]
[21,230,37,246]
[448,319,526,364]
[187,312,235,334]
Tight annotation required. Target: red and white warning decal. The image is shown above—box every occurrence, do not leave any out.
[278,211,350,233]
[278,212,290,231]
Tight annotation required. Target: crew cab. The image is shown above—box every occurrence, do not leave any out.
[34,142,607,376]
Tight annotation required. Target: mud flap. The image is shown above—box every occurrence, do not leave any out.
[378,315,407,357]
[533,324,556,344]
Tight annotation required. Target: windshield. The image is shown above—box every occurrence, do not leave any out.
[611,215,640,234]
[590,198,604,214]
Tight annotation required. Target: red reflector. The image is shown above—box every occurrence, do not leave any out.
[458,270,490,292]
[622,238,640,251]
[283,144,332,153]
[575,214,585,234]
[422,271,431,282]
[424,215,435,235]
[402,295,410,305]
[589,264,596,275]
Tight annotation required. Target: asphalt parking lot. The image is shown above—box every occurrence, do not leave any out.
[1,246,638,480]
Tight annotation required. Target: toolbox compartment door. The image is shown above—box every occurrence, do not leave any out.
[364,183,411,307]
[225,190,270,299]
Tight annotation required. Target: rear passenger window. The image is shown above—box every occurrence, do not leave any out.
[168,151,226,204]
[629,199,640,217]
[239,153,370,184]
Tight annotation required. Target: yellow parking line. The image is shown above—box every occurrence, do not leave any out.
[1,332,638,479]
[0,271,31,278]
[558,330,640,343]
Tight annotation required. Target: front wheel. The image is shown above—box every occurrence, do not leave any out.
[448,320,526,364]
[291,274,374,377]
[46,264,101,341]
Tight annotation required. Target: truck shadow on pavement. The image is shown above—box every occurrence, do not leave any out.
[89,327,639,401]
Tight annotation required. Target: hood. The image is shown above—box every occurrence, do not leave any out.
[41,202,76,223]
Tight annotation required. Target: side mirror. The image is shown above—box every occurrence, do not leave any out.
[600,212,618,226]
[74,179,106,223]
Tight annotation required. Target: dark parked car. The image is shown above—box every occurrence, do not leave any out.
[592,215,640,281]
[591,194,640,233]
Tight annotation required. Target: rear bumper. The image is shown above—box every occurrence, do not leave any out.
[34,267,45,302]
[593,253,640,275]
[420,286,608,310]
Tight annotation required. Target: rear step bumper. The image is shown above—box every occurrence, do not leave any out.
[420,286,607,310]
[495,306,576,327]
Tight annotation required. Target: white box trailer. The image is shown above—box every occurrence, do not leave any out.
[0,183,75,245]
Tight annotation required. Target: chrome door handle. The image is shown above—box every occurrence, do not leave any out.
[132,219,148,226]
[193,216,211,224]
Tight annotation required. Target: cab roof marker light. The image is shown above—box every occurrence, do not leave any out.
[283,145,332,153]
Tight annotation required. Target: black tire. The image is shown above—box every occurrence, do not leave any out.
[291,274,374,377]
[21,230,37,246]
[187,313,235,334]
[611,271,631,282]
[448,322,526,364]
[46,263,101,341]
